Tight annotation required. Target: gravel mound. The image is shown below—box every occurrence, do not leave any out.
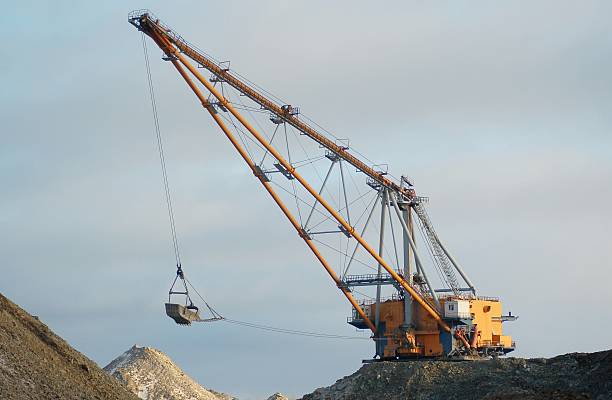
[0,293,139,400]
[105,345,234,400]
[267,394,290,400]
[300,351,612,400]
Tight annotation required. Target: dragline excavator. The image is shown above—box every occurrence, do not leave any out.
[129,10,517,360]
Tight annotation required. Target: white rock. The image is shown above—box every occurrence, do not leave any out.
[104,345,234,400]
[266,393,289,400]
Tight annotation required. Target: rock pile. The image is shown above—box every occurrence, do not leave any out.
[267,393,290,400]
[105,345,234,400]
[300,351,612,400]
[0,293,138,400]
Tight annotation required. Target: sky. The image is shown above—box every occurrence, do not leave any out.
[2,1,612,399]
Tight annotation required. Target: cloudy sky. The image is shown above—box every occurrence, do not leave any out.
[2,1,611,399]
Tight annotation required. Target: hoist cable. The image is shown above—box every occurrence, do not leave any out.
[141,33,182,268]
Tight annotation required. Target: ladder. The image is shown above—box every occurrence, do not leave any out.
[413,203,461,296]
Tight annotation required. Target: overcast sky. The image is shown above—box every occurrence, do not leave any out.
[2,1,611,399]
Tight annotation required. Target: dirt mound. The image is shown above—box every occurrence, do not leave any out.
[0,293,139,400]
[300,351,612,400]
[267,394,290,400]
[104,345,234,400]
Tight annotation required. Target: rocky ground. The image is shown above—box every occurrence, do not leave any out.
[2,291,610,400]
[0,293,139,400]
[104,346,292,400]
[300,351,612,400]
[105,345,235,400]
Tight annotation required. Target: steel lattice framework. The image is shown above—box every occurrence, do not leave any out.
[129,10,478,342]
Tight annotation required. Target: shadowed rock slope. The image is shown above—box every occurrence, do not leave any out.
[105,345,235,400]
[0,293,139,400]
[300,351,612,400]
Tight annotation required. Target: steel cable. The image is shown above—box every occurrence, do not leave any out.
[142,33,182,268]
